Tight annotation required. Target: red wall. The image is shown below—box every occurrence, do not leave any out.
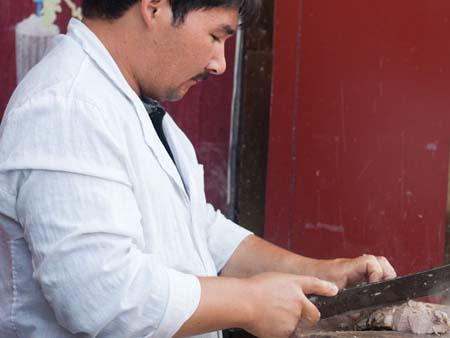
[0,1,235,211]
[266,0,450,275]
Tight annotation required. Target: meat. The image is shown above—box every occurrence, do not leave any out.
[354,300,450,335]
[299,301,450,337]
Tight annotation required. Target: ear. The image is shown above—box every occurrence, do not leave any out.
[140,0,164,29]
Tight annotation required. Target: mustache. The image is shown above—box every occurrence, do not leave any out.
[192,72,210,82]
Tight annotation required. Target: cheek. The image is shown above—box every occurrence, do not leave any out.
[182,36,214,64]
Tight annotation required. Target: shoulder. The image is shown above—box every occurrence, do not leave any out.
[8,33,127,113]
[4,35,132,138]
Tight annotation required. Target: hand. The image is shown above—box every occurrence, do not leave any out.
[242,272,338,338]
[319,255,397,289]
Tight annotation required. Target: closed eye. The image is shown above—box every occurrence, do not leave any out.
[211,34,220,43]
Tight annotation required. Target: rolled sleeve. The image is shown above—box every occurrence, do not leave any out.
[152,269,201,338]
[204,204,253,272]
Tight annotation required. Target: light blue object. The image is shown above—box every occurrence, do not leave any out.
[34,0,43,16]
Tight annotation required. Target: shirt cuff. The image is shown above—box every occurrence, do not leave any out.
[151,269,201,338]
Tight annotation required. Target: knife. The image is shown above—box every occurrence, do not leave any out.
[308,263,450,319]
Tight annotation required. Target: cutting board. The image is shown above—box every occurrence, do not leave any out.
[296,331,450,338]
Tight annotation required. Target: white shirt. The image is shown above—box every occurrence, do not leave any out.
[0,19,252,338]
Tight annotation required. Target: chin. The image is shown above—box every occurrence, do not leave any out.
[165,95,184,102]
[165,89,189,102]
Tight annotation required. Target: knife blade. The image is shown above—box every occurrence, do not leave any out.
[308,263,450,319]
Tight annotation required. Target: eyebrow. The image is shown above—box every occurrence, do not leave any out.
[219,24,236,36]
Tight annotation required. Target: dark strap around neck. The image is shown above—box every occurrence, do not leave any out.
[142,99,175,164]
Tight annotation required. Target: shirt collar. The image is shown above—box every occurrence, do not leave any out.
[66,18,141,105]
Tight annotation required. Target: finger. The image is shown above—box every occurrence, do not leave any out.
[377,256,397,280]
[297,316,315,329]
[363,254,384,283]
[299,295,321,325]
[298,276,338,296]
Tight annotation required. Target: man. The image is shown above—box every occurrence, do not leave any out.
[0,1,396,337]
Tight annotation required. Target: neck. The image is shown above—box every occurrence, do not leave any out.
[83,17,142,96]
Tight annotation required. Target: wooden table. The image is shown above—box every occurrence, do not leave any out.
[296,330,450,338]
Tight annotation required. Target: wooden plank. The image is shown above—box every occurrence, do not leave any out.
[264,0,303,249]
[234,0,274,236]
[298,331,450,338]
[236,50,272,235]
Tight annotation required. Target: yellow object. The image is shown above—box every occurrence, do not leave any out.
[42,0,82,26]
[63,0,83,20]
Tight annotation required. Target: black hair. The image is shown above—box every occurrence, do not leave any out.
[82,0,261,26]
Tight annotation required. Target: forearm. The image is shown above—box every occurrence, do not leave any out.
[221,235,327,278]
[175,272,339,338]
[220,236,397,289]
[174,276,252,337]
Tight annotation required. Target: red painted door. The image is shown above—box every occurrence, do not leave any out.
[0,1,235,211]
[266,0,450,275]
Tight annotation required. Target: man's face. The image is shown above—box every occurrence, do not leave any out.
[139,4,239,102]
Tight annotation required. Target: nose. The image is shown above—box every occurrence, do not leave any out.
[207,45,227,75]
